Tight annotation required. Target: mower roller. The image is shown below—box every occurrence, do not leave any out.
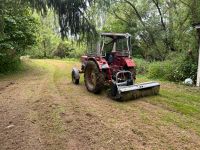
[72,33,160,100]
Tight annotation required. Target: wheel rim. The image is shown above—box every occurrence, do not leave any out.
[86,69,97,90]
[90,72,96,86]
[84,61,104,93]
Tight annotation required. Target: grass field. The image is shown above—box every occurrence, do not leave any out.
[0,59,200,150]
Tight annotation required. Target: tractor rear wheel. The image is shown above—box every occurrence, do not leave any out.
[84,61,104,94]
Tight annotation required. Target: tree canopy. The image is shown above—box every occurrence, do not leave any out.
[0,0,113,40]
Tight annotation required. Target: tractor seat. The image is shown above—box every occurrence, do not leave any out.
[105,53,114,64]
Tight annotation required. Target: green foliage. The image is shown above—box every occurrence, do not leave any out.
[102,13,127,33]
[148,53,198,82]
[25,11,86,59]
[134,58,149,74]
[53,41,86,58]
[25,12,61,58]
[53,41,73,58]
[0,50,21,73]
[24,11,87,59]
[68,43,86,58]
[0,3,39,73]
[190,0,200,25]
[1,8,38,53]
[102,0,199,61]
[28,0,101,40]
[148,61,173,80]
[3,14,37,52]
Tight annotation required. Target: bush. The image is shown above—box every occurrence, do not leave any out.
[53,41,74,58]
[148,53,198,82]
[0,51,21,73]
[148,60,173,80]
[53,41,86,59]
[134,58,149,75]
[0,7,39,73]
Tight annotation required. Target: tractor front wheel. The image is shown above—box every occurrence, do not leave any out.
[84,61,104,94]
[72,70,79,85]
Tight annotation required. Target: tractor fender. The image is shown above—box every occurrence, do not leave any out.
[123,58,136,67]
[87,58,109,71]
[72,68,80,80]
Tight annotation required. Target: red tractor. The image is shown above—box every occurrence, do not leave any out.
[72,33,160,100]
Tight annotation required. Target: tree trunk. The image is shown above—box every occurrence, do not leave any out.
[0,0,4,37]
[196,29,200,86]
[43,41,47,57]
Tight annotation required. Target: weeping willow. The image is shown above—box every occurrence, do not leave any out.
[0,0,112,40]
[29,0,112,40]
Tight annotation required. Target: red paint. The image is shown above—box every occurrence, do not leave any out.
[82,52,136,81]
[124,58,136,67]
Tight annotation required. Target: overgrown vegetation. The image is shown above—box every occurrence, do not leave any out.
[148,54,198,82]
[135,52,198,82]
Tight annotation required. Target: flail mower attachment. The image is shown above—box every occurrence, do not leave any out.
[110,71,160,101]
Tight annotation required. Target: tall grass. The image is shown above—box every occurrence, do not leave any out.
[134,55,197,83]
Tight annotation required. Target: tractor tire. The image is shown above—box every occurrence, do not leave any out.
[72,70,79,85]
[84,61,104,94]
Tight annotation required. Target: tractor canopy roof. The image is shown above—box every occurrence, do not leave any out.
[101,33,131,39]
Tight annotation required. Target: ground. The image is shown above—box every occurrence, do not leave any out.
[0,59,200,150]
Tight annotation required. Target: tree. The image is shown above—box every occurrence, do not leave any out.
[101,0,199,61]
[0,0,114,40]
[0,1,39,72]
[53,41,75,58]
[26,11,61,58]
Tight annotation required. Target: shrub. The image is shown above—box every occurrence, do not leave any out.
[53,41,86,59]
[0,7,38,73]
[148,53,198,82]
[134,58,149,75]
[53,41,74,58]
[148,60,174,80]
[0,50,21,73]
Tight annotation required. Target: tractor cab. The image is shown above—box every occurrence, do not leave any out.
[100,33,132,62]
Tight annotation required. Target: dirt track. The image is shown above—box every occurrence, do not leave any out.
[0,59,200,150]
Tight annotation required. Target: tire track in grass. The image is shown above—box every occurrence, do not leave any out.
[29,60,69,150]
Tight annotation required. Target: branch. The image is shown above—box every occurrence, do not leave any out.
[112,10,130,25]
[124,0,146,27]
[152,0,166,31]
[178,0,191,9]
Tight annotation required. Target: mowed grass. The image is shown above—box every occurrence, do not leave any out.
[18,59,200,136]
[136,75,200,116]
[136,75,200,134]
